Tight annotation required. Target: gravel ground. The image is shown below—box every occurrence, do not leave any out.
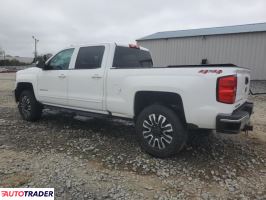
[250,81,266,94]
[0,73,265,200]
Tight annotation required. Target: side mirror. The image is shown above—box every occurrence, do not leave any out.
[34,55,52,69]
[36,59,45,69]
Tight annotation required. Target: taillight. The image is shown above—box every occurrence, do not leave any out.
[217,75,237,104]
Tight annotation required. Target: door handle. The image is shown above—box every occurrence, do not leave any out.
[91,74,102,79]
[58,74,66,78]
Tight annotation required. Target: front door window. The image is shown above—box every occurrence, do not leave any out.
[46,48,74,70]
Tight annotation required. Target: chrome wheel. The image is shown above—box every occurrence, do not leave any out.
[142,114,174,150]
[20,95,31,118]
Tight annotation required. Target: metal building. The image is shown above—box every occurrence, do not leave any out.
[137,23,266,80]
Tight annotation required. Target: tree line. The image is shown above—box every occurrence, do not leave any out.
[0,59,28,66]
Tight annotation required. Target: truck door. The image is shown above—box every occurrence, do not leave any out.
[37,48,74,106]
[67,45,108,111]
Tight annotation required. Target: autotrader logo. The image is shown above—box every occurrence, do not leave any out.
[0,188,54,199]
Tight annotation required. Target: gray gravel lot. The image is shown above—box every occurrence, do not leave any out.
[250,80,266,94]
[0,73,265,200]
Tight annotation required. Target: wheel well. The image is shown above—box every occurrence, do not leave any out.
[15,82,34,102]
[134,91,186,124]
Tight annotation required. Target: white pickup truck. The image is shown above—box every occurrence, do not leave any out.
[15,43,253,157]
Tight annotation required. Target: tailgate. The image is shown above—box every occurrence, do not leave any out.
[235,69,250,103]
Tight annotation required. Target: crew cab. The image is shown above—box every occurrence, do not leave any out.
[14,43,253,157]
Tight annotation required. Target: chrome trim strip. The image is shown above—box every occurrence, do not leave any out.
[220,114,249,123]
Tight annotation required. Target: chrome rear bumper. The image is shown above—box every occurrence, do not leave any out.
[216,102,253,133]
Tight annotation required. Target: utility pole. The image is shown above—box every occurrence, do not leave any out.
[32,36,39,62]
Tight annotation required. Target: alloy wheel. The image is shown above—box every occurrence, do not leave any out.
[142,114,174,150]
[20,95,31,118]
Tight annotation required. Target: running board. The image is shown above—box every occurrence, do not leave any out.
[43,105,132,121]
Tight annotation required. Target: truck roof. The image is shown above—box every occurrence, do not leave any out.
[65,42,149,51]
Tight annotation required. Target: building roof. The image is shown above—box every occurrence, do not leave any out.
[137,22,266,41]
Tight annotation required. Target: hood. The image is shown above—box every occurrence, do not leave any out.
[16,67,41,75]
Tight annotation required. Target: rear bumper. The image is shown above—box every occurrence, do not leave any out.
[216,101,254,133]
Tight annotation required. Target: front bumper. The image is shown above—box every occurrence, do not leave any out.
[216,101,254,133]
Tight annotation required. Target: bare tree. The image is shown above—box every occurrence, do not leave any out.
[0,47,4,57]
[0,47,6,66]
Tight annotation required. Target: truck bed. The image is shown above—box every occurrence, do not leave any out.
[166,64,249,69]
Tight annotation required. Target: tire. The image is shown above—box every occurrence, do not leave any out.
[18,90,42,121]
[135,104,187,158]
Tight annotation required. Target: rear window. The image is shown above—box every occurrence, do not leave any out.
[75,46,105,69]
[112,46,153,68]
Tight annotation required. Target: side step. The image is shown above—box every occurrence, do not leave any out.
[43,105,132,121]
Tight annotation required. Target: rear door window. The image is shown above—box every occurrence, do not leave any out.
[75,46,105,69]
[112,46,153,68]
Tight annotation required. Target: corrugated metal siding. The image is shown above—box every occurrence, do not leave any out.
[138,32,266,80]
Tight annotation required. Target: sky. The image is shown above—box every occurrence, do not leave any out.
[0,0,266,57]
